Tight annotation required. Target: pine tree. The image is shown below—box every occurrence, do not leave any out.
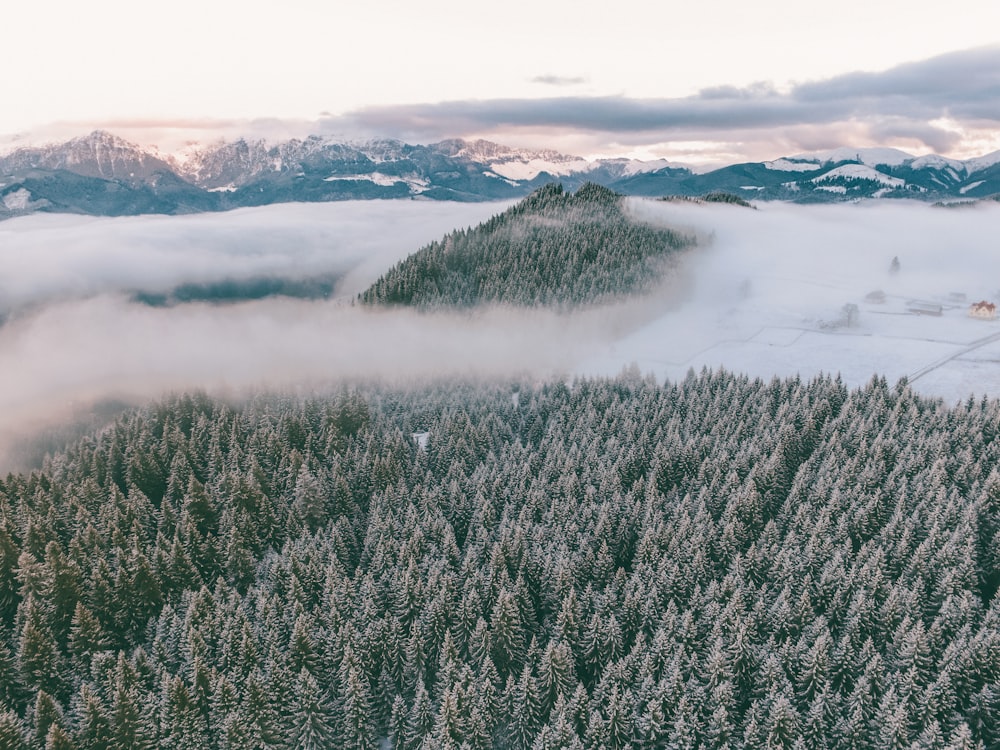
[538,640,576,716]
[0,708,29,750]
[45,723,78,750]
[30,689,67,749]
[67,602,110,666]
[505,666,541,750]
[532,695,584,750]
[74,684,114,750]
[765,694,801,750]
[405,682,434,750]
[0,641,27,711]
[702,681,736,750]
[291,468,327,535]
[665,692,696,750]
[288,668,337,750]
[491,589,527,677]
[943,722,979,750]
[110,655,154,750]
[160,674,210,749]
[16,595,65,698]
[388,695,408,750]
[430,686,463,750]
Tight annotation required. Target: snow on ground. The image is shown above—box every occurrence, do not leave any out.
[619,158,688,176]
[792,147,914,167]
[812,164,905,187]
[322,172,429,191]
[964,150,1000,174]
[960,180,985,194]
[2,188,31,210]
[764,159,820,172]
[587,198,1000,403]
[910,154,967,173]
[489,158,592,181]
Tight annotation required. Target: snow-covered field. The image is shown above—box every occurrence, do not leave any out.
[585,198,1000,402]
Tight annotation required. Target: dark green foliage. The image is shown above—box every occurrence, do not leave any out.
[0,373,999,748]
[130,274,341,308]
[360,183,694,308]
[701,191,753,207]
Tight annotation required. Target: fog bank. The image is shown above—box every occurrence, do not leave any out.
[0,200,512,312]
[5,197,1000,470]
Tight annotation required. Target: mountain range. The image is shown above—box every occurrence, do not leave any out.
[2,130,1000,219]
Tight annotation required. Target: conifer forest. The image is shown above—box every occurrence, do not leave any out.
[1,371,998,749]
[360,184,694,309]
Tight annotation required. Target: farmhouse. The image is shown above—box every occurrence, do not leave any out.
[969,300,997,320]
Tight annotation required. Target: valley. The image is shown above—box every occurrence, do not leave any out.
[3,191,1000,473]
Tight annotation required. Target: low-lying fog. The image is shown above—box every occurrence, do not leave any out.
[2,197,999,469]
[598,198,1000,400]
[0,201,513,310]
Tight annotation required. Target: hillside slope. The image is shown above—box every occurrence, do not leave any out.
[360,183,694,308]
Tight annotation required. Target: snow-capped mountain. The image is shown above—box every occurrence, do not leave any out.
[0,130,176,184]
[2,130,999,220]
[612,146,1000,202]
[788,147,915,168]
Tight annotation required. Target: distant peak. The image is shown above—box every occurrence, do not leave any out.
[433,138,582,164]
[72,130,140,148]
[432,138,504,158]
[789,147,915,167]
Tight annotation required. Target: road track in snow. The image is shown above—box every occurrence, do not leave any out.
[908,329,1000,382]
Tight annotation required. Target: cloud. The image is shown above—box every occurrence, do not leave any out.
[530,75,588,87]
[5,197,1000,470]
[0,200,510,314]
[330,45,1000,160]
[0,200,672,471]
[11,46,996,165]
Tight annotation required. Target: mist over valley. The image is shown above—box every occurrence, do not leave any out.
[3,192,999,470]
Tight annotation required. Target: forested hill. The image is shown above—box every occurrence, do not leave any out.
[1,372,999,748]
[360,183,695,308]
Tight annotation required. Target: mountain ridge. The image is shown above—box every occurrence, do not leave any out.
[3,130,1000,219]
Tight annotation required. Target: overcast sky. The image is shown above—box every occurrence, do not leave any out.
[4,0,1000,163]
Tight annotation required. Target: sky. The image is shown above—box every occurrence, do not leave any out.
[4,0,1000,163]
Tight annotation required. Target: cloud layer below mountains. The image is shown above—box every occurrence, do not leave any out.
[0,201,509,310]
[3,196,1000,470]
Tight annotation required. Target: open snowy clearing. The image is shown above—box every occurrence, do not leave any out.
[584,198,1000,402]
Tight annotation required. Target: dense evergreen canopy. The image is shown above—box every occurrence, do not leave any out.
[0,371,998,748]
[360,183,695,309]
